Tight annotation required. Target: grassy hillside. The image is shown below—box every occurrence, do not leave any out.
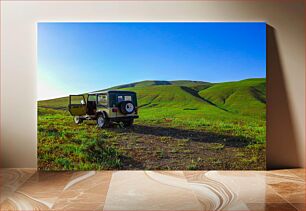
[38,96,68,109]
[111,80,171,89]
[170,80,211,87]
[120,81,265,143]
[124,85,212,108]
[99,80,210,90]
[199,78,266,118]
[38,80,210,108]
[37,78,266,170]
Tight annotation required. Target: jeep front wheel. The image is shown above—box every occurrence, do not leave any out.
[74,116,83,124]
[97,115,109,128]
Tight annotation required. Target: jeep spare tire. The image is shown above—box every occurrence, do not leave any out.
[119,101,135,114]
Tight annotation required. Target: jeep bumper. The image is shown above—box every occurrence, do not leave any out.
[110,116,139,122]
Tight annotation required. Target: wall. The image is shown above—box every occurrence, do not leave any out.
[1,0,304,168]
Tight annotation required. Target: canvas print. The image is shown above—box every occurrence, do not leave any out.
[37,22,266,170]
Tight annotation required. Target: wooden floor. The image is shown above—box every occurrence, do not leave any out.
[0,169,304,210]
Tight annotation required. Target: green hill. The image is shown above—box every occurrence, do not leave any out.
[38,79,211,108]
[102,80,210,90]
[199,78,266,118]
[38,78,266,120]
[38,96,68,109]
[111,80,171,89]
[123,85,212,108]
[37,78,266,170]
[170,80,211,87]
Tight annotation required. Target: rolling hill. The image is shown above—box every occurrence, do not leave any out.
[199,78,266,117]
[96,80,211,90]
[37,78,267,170]
[38,80,209,108]
[38,78,266,120]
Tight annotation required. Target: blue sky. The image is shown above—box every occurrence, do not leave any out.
[37,22,266,100]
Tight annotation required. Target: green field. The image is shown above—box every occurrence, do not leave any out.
[38,78,266,170]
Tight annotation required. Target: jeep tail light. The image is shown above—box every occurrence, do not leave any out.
[112,108,118,112]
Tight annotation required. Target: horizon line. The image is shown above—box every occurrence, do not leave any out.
[37,77,266,101]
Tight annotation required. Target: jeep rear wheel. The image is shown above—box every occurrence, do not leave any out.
[123,119,134,127]
[97,115,109,128]
[74,116,83,124]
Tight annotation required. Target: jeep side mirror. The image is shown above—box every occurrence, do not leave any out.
[81,100,85,105]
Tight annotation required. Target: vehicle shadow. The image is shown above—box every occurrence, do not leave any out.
[119,155,145,170]
[113,124,254,148]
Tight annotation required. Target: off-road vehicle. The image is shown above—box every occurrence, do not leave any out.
[68,90,138,128]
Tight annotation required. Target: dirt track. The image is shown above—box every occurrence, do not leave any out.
[105,124,265,170]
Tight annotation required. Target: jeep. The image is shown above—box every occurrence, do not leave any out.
[68,90,138,128]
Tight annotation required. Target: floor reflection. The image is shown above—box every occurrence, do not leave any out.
[0,169,304,210]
